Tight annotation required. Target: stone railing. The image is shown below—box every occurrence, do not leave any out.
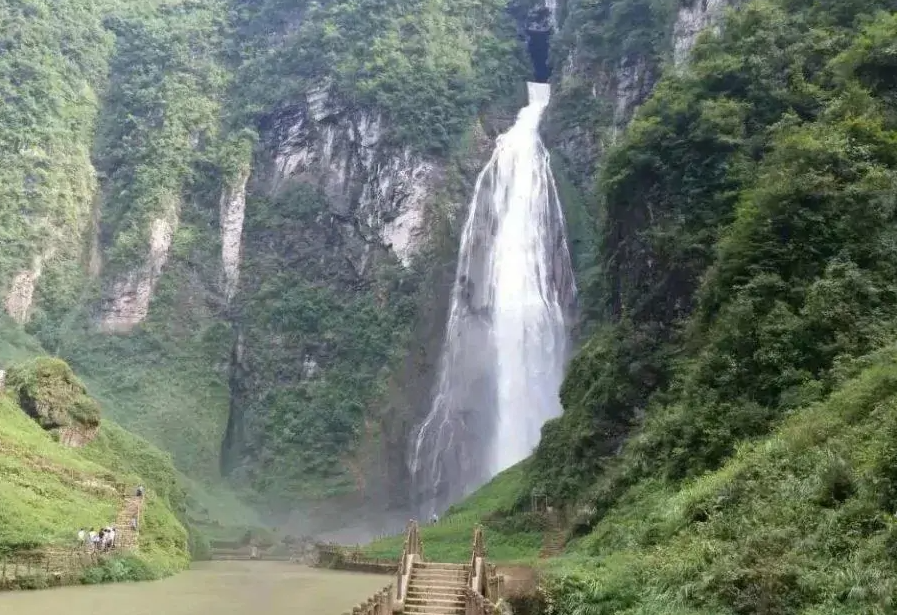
[465,526,504,615]
[344,583,394,615]
[463,587,496,615]
[467,525,486,595]
[485,563,504,603]
[395,519,423,606]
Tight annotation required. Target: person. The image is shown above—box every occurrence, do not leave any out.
[430,513,439,525]
[136,485,144,497]
[77,528,86,545]
[89,528,99,551]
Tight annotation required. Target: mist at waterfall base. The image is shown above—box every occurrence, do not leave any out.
[409,82,576,518]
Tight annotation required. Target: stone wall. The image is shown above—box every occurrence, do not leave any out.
[0,548,100,590]
[315,544,397,574]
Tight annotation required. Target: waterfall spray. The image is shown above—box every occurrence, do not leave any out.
[409,83,576,516]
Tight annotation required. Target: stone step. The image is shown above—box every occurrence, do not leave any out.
[411,576,468,585]
[404,604,465,615]
[406,597,465,606]
[408,579,467,590]
[414,562,468,571]
[412,570,468,578]
[408,584,468,594]
[408,585,467,594]
[408,579,468,591]
[407,592,466,602]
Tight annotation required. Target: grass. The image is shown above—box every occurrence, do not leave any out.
[0,396,119,552]
[0,393,189,577]
[0,316,261,538]
[363,463,542,564]
[0,316,266,584]
[57,328,232,483]
[539,347,897,614]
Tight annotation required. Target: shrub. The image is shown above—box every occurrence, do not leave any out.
[80,555,157,585]
[6,357,101,430]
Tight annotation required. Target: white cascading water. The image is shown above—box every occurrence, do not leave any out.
[409,82,576,516]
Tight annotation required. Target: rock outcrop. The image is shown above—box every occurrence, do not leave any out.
[99,217,176,333]
[220,169,250,302]
[5,357,101,448]
[673,0,735,67]
[547,0,737,186]
[265,82,437,266]
[3,250,54,324]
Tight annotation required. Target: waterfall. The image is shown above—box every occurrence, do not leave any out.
[409,82,576,516]
[545,0,557,29]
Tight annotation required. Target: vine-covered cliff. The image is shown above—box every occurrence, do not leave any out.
[523,0,897,611]
[7,1,897,608]
[0,0,529,526]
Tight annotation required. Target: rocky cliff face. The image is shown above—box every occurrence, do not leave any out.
[99,217,177,333]
[263,83,438,267]
[546,0,738,188]
[0,0,739,524]
[217,82,495,511]
[673,0,733,66]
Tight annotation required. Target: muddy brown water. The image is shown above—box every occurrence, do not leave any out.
[0,561,390,615]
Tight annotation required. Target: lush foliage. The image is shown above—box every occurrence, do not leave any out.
[223,182,440,503]
[0,360,190,579]
[531,0,897,612]
[543,349,897,614]
[0,0,109,305]
[232,0,528,154]
[363,462,542,563]
[6,356,101,430]
[94,0,229,272]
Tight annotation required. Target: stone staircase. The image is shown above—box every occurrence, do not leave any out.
[405,562,469,615]
[346,522,503,615]
[538,509,566,559]
[113,495,143,551]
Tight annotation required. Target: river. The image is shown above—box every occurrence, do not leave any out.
[0,561,390,615]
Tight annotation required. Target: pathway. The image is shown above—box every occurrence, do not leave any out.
[113,494,142,551]
[405,562,468,615]
[538,510,566,559]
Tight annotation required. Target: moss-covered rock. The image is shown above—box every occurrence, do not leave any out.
[6,357,101,433]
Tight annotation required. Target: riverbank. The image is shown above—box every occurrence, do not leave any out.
[0,561,390,614]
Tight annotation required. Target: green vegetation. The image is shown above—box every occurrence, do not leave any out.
[2,0,529,518]
[6,357,101,431]
[0,0,109,304]
[0,363,189,579]
[223,184,428,501]
[519,0,897,612]
[542,350,897,613]
[364,463,542,563]
[232,0,528,154]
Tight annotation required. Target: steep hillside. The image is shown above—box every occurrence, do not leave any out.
[0,354,191,585]
[0,0,530,523]
[513,0,897,612]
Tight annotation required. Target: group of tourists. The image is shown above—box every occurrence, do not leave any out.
[77,526,117,552]
[74,485,144,552]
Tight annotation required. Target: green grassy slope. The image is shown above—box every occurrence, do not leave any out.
[543,347,897,614]
[363,463,543,563]
[0,391,190,579]
[0,316,260,545]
